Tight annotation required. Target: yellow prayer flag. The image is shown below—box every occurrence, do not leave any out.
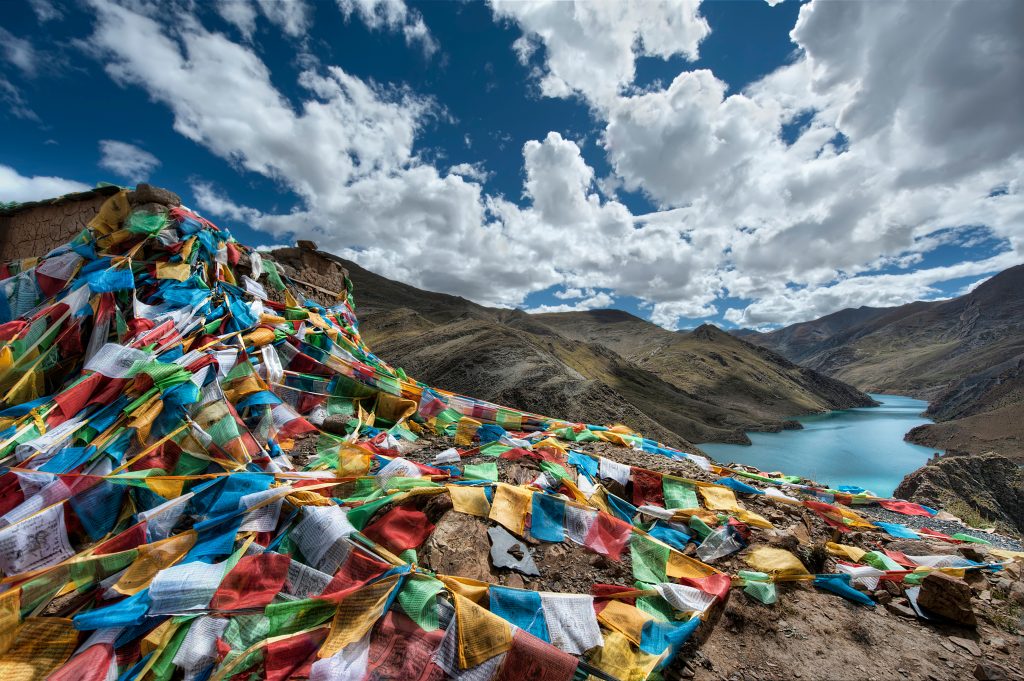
[144,477,186,500]
[155,262,191,281]
[588,630,661,681]
[337,444,371,477]
[0,590,19,655]
[596,600,651,646]
[743,546,810,577]
[734,508,774,529]
[453,593,512,669]
[454,417,481,446]
[319,576,398,658]
[88,190,130,235]
[990,548,1024,562]
[826,542,867,563]
[487,483,533,535]
[667,549,718,580]
[114,531,196,595]
[0,617,78,680]
[129,398,164,444]
[447,485,491,518]
[439,576,489,605]
[698,486,741,512]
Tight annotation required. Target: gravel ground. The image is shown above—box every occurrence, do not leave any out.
[857,506,1024,551]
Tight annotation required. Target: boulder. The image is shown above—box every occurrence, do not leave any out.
[917,572,977,626]
[129,183,181,206]
[419,511,494,582]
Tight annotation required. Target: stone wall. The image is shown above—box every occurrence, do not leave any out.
[0,188,119,261]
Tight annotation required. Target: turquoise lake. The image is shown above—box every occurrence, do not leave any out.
[699,394,940,497]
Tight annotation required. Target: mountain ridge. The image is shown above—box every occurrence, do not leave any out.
[290,252,876,452]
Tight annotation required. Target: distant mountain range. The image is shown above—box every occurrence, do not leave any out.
[288,252,874,453]
[740,264,1024,461]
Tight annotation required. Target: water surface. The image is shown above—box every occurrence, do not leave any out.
[699,394,940,497]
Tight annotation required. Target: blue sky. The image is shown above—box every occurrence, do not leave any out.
[1,0,1021,329]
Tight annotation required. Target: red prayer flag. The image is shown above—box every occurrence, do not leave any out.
[365,612,445,681]
[492,629,578,681]
[320,549,392,600]
[46,644,115,681]
[631,468,665,507]
[209,553,290,611]
[362,506,435,553]
[264,629,326,681]
[878,500,934,517]
[583,512,631,561]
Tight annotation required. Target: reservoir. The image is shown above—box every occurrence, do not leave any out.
[699,394,940,497]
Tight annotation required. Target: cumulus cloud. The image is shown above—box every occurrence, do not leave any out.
[527,291,615,314]
[490,0,709,108]
[448,162,491,184]
[0,165,90,203]
[78,0,1024,331]
[98,140,160,181]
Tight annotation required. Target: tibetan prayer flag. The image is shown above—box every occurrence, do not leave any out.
[447,485,491,518]
[529,493,565,543]
[362,506,435,552]
[698,485,740,512]
[743,546,810,577]
[489,586,549,642]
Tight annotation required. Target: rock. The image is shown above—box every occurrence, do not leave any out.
[320,414,350,435]
[129,183,181,206]
[918,572,978,626]
[873,590,893,604]
[958,545,990,562]
[1009,581,1024,606]
[939,639,957,653]
[950,636,982,656]
[419,511,493,582]
[883,580,903,596]
[986,638,1009,654]
[885,601,917,619]
[297,239,318,251]
[974,662,1009,680]
[979,590,992,602]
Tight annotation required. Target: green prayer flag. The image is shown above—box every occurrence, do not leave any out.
[463,462,498,482]
[630,533,669,584]
[663,478,699,510]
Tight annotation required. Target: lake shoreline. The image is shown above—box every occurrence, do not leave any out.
[697,394,941,497]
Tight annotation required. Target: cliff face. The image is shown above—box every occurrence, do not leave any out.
[894,452,1024,535]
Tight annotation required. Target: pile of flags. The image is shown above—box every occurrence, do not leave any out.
[0,188,1015,681]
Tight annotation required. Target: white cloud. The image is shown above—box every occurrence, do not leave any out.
[255,0,310,38]
[216,0,259,40]
[0,165,90,203]
[76,0,1024,332]
[0,77,38,121]
[98,140,160,181]
[0,27,38,77]
[29,0,63,22]
[336,0,438,56]
[490,0,710,108]
[448,162,491,183]
[527,291,615,314]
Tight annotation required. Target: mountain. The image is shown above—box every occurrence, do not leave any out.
[746,264,1024,460]
[282,250,876,450]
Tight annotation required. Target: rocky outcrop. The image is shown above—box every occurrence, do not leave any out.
[894,452,1024,535]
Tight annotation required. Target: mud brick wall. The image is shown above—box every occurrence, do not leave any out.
[0,191,114,261]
